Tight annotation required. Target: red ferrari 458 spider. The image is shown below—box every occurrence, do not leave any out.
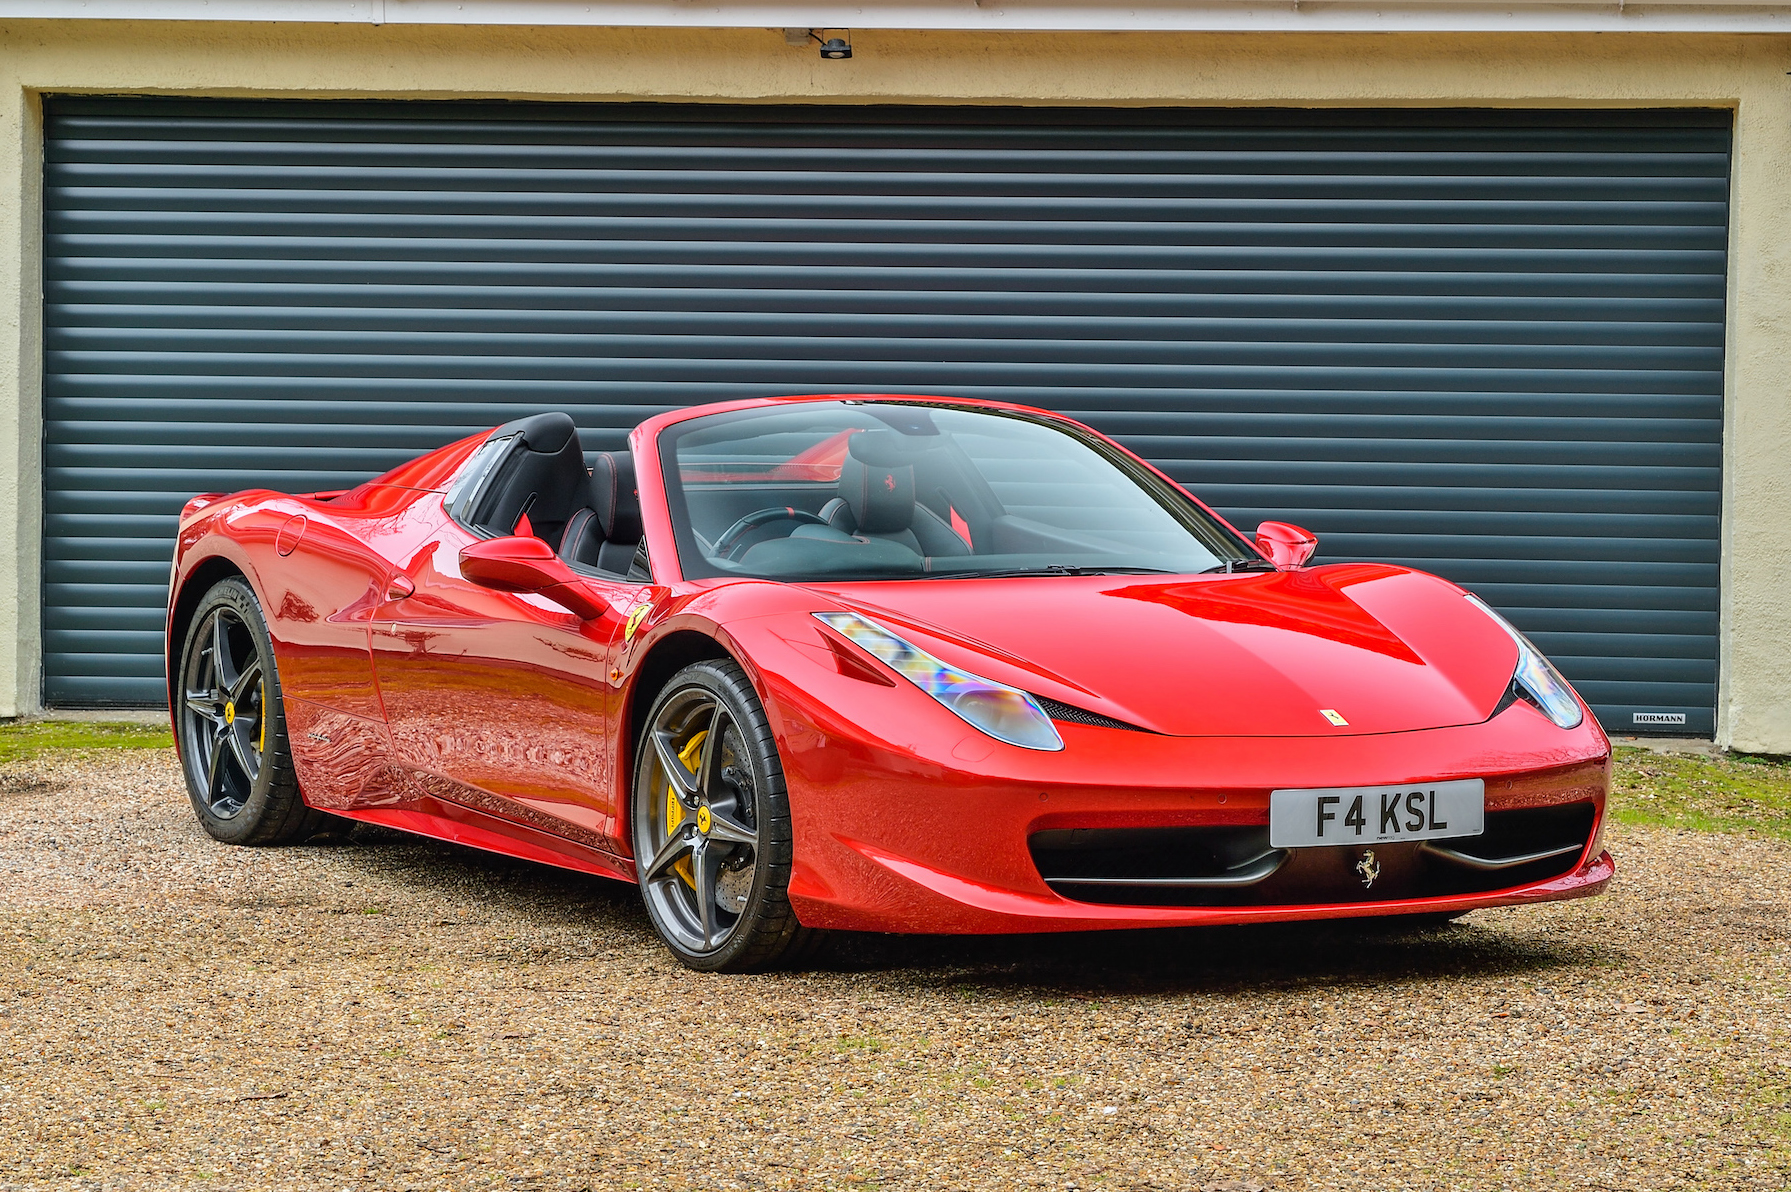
[167,395,1612,970]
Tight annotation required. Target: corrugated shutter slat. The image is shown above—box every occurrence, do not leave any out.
[42,100,1726,732]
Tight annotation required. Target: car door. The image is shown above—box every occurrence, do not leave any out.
[369,515,642,855]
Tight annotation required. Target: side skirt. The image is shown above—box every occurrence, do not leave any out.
[326,794,638,884]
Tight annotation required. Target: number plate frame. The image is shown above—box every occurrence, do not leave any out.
[1268,779,1485,849]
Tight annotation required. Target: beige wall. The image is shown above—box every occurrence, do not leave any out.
[1,20,1787,748]
[0,79,40,725]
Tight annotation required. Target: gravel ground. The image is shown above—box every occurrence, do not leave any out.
[1,748,1787,1192]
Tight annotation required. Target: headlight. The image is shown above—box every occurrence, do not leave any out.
[814,612,1064,751]
[1464,594,1584,730]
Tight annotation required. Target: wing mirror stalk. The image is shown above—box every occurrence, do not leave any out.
[459,536,609,621]
[1254,521,1319,570]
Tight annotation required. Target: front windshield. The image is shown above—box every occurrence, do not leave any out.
[660,401,1257,582]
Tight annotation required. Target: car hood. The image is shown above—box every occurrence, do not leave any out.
[808,564,1520,738]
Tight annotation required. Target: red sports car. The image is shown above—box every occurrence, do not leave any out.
[167,395,1612,971]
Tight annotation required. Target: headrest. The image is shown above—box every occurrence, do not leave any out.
[492,411,578,455]
[839,448,915,536]
[466,412,588,534]
[590,451,640,542]
[848,429,931,467]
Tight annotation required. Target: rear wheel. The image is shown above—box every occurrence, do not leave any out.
[176,577,325,845]
[632,660,821,971]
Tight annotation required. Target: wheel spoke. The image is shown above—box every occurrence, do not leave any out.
[193,618,220,694]
[704,806,757,848]
[642,824,696,883]
[210,613,241,693]
[205,727,230,803]
[694,704,727,798]
[651,728,700,803]
[184,689,223,726]
[227,721,260,783]
[692,838,716,950]
[229,659,262,707]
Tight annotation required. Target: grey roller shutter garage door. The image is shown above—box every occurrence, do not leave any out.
[43,99,1727,734]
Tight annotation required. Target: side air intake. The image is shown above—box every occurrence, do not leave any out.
[1031,696,1150,733]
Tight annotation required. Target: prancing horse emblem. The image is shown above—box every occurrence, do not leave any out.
[1355,848,1382,889]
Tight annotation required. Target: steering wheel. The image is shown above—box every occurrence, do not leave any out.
[713,507,829,560]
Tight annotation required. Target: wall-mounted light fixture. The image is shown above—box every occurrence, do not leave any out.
[783,28,852,59]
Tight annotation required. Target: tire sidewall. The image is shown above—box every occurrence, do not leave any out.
[632,660,794,972]
[178,578,292,845]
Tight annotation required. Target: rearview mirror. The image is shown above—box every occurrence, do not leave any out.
[459,536,607,621]
[1254,521,1319,570]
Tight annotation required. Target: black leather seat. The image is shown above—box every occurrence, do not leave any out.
[559,451,642,574]
[810,432,971,558]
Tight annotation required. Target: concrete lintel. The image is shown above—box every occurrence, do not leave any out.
[4,0,1791,33]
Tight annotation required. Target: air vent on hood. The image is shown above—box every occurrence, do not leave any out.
[1032,696,1150,733]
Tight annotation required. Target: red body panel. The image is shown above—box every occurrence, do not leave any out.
[810,566,1519,738]
[168,395,1613,935]
[720,606,1608,933]
[366,499,643,851]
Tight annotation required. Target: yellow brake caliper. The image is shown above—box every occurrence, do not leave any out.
[666,729,708,888]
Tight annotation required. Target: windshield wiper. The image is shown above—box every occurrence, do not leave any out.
[1199,558,1279,575]
[920,564,1179,580]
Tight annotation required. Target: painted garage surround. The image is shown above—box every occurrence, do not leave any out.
[41,98,1727,733]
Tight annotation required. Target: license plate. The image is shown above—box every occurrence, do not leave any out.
[1269,779,1484,849]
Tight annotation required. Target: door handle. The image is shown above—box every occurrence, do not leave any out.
[385,575,415,601]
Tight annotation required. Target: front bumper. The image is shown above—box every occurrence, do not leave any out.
[765,670,1611,934]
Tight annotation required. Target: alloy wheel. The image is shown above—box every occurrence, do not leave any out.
[179,607,267,820]
[637,686,762,955]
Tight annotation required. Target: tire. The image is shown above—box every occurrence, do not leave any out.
[631,659,824,972]
[175,577,327,846]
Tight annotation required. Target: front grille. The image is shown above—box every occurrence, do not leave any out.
[1032,695,1149,732]
[1032,802,1597,907]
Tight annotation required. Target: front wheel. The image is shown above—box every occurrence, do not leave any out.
[632,659,822,971]
[176,577,326,845]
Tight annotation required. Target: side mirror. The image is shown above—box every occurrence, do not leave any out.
[1254,521,1319,570]
[459,536,608,621]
